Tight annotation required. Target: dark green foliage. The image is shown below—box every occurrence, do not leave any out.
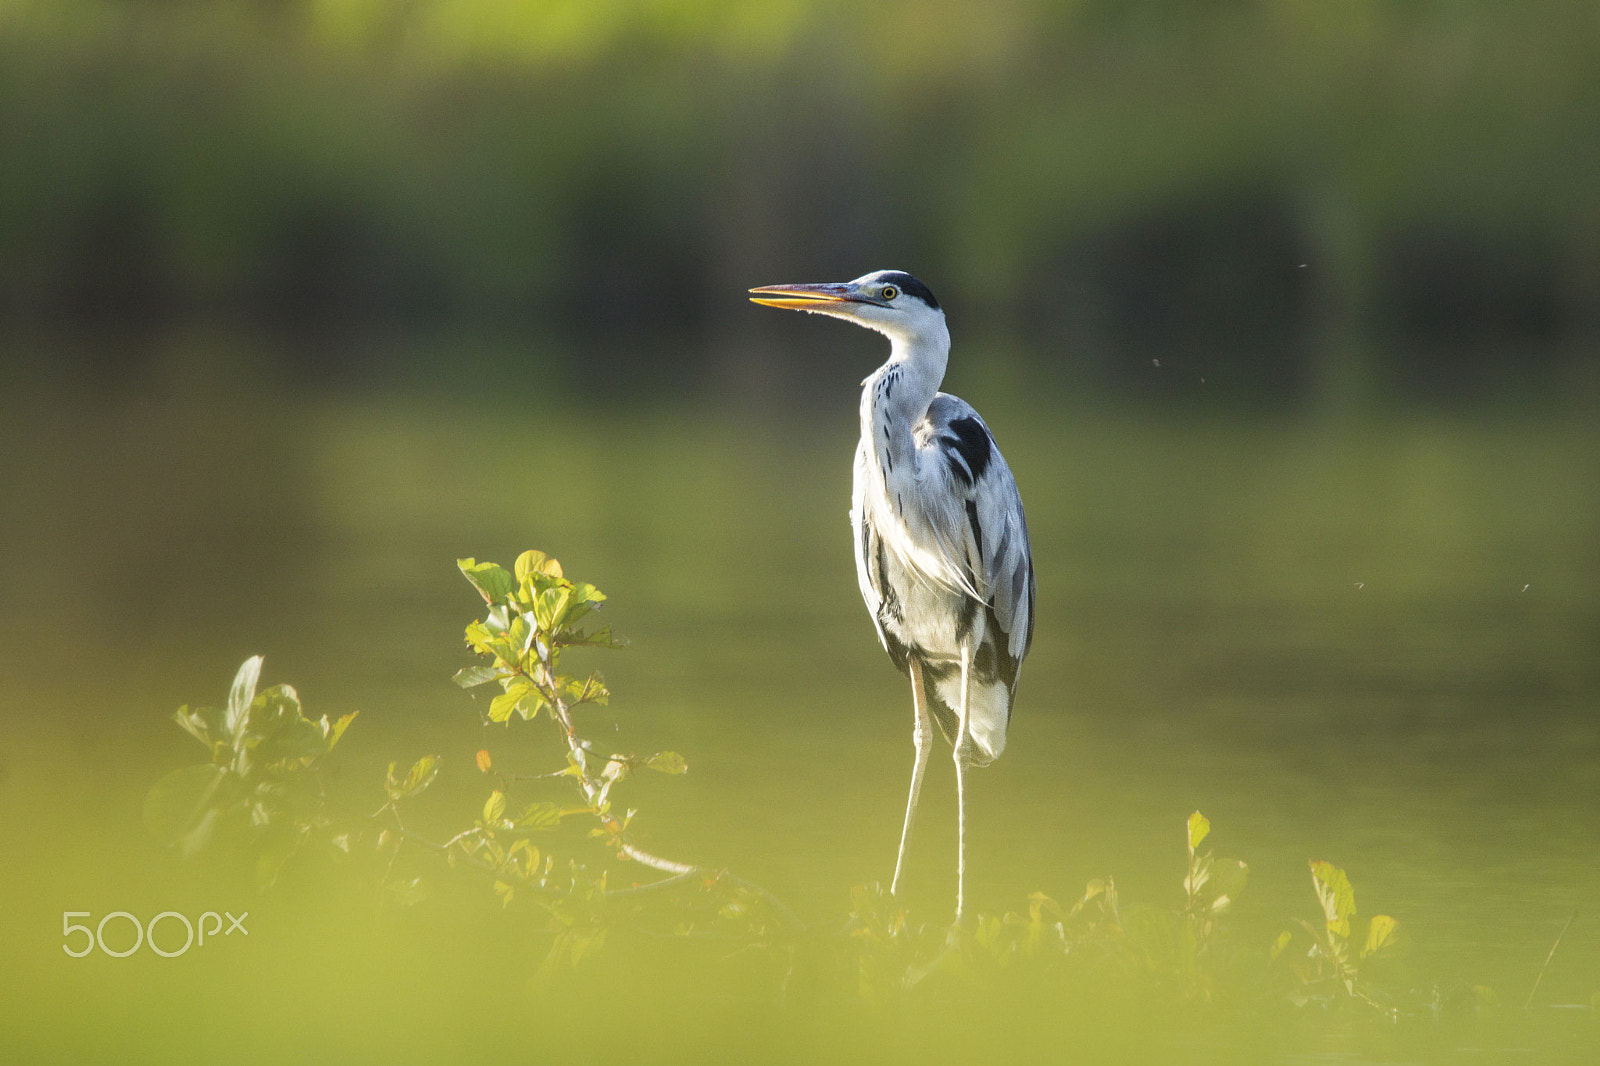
[6,4,1598,405]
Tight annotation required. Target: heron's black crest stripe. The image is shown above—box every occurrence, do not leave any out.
[878,271,939,310]
[965,499,984,567]
[946,417,991,483]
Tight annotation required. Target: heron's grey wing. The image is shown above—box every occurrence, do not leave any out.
[925,395,1035,674]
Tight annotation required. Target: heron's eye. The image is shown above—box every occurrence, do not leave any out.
[881,286,898,301]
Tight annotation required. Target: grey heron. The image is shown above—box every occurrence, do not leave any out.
[750,270,1034,921]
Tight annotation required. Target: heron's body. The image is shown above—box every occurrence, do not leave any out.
[853,381,1033,768]
[751,270,1034,920]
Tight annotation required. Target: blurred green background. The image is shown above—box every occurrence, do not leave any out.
[3,1,1599,1061]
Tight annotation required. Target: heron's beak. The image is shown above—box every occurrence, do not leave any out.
[748,282,861,311]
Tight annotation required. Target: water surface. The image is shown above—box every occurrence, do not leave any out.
[2,383,1597,1061]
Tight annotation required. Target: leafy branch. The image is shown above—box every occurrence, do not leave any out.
[146,549,801,967]
[1272,859,1402,1014]
[439,551,802,935]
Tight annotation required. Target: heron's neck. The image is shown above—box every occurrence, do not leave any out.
[861,326,949,477]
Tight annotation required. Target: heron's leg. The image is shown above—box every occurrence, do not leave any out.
[952,644,973,923]
[890,657,933,898]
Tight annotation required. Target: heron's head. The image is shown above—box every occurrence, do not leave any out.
[749,270,945,346]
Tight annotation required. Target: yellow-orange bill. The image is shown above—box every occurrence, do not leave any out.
[748,283,855,310]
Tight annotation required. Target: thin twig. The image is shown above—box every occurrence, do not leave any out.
[1523,911,1577,1010]
[473,605,808,935]
[619,842,697,876]
[605,870,699,899]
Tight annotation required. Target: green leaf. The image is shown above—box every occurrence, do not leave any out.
[1025,891,1060,926]
[225,656,263,740]
[144,763,229,851]
[561,672,609,706]
[1187,810,1210,853]
[598,758,629,803]
[508,838,539,869]
[1270,930,1293,961]
[459,559,515,605]
[560,601,595,629]
[173,704,226,750]
[550,583,602,629]
[515,549,563,586]
[515,690,548,721]
[533,585,571,630]
[453,665,500,689]
[646,751,688,775]
[324,711,358,752]
[1309,860,1357,939]
[1362,914,1399,958]
[489,679,538,723]
[483,789,506,824]
[405,755,439,794]
[463,621,507,660]
[507,614,533,656]
[387,755,439,801]
[245,684,327,768]
[559,624,627,650]
[515,801,564,830]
